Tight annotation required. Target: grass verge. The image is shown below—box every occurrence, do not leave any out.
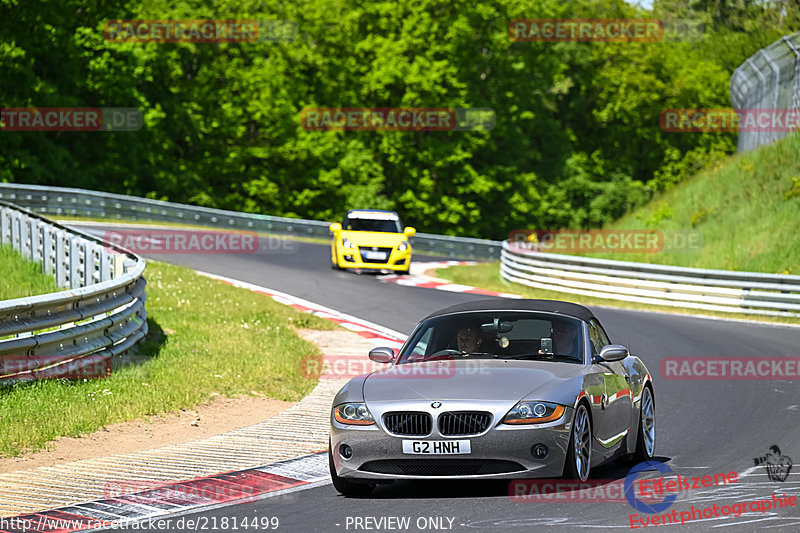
[435,262,800,326]
[0,260,335,457]
[0,245,59,300]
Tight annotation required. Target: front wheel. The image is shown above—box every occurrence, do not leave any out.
[632,385,655,462]
[329,444,375,496]
[564,403,592,481]
[331,245,343,270]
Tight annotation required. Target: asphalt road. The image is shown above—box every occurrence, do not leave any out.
[72,225,800,532]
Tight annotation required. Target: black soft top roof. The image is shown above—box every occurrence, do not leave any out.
[422,299,596,322]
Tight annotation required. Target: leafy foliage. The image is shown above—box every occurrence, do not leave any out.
[0,0,793,238]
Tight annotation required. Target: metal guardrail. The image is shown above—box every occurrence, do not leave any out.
[0,201,148,382]
[0,183,502,260]
[730,31,800,152]
[6,183,796,318]
[501,240,800,317]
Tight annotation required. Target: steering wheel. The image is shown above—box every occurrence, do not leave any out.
[428,349,463,359]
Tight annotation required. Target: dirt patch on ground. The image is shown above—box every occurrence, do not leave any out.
[0,395,294,474]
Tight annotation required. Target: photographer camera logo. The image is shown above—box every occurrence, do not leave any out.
[753,445,792,482]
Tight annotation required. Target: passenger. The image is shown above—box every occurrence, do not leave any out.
[542,321,580,358]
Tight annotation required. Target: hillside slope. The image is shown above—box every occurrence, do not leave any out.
[592,133,800,274]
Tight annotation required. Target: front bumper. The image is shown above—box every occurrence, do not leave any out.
[335,246,411,271]
[330,404,574,481]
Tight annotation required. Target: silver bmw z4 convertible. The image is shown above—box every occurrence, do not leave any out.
[329,299,655,495]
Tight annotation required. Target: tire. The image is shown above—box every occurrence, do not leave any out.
[331,245,342,270]
[329,444,375,496]
[564,403,592,481]
[632,385,655,462]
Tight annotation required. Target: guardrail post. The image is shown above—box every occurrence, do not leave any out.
[0,208,9,245]
[55,231,67,287]
[100,249,111,281]
[31,220,42,263]
[69,238,81,288]
[20,215,30,259]
[11,211,20,251]
[113,254,125,279]
[84,242,96,287]
[43,227,54,276]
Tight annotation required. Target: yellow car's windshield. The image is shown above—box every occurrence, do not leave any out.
[343,212,403,233]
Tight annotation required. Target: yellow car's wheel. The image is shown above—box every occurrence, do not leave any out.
[331,245,342,270]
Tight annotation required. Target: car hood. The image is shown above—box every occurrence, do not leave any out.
[339,230,406,247]
[363,359,585,403]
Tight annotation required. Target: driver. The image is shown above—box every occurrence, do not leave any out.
[457,326,483,353]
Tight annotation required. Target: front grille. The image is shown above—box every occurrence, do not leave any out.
[359,459,524,476]
[359,247,393,263]
[438,411,492,436]
[383,412,432,436]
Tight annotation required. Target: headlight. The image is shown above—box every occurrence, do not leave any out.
[334,403,375,425]
[342,238,356,249]
[504,401,565,424]
[397,240,409,251]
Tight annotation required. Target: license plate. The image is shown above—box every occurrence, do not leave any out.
[402,440,471,455]
[363,251,387,260]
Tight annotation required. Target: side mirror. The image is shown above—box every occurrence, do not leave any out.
[329,223,342,233]
[599,344,629,362]
[369,347,395,363]
[404,226,416,237]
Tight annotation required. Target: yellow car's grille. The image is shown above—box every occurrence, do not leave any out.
[358,246,394,263]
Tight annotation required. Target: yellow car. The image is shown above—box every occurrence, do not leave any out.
[329,210,416,274]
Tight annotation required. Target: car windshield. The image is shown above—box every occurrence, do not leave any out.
[397,311,584,364]
[343,213,402,233]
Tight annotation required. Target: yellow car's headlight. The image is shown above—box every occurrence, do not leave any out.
[342,238,357,249]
